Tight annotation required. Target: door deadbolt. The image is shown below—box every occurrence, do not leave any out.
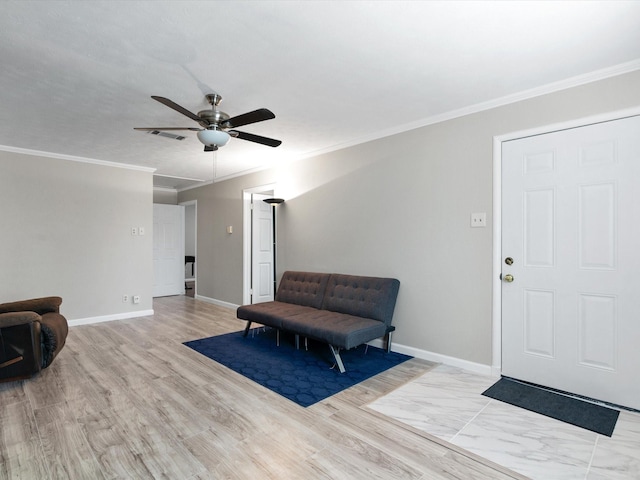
[505,257,514,265]
[504,274,514,283]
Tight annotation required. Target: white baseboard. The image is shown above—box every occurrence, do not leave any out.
[368,338,495,377]
[194,294,238,310]
[68,309,154,327]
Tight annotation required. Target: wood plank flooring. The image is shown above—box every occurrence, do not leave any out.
[0,296,527,479]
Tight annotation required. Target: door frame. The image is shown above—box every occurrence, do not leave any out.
[491,106,640,376]
[242,183,277,305]
[179,199,197,295]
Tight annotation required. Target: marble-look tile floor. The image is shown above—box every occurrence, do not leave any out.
[367,365,640,480]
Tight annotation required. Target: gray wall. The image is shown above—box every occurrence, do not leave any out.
[0,151,154,320]
[182,71,640,366]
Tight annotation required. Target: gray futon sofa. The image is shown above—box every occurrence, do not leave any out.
[237,271,400,372]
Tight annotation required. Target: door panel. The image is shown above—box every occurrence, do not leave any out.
[523,289,555,358]
[502,115,640,409]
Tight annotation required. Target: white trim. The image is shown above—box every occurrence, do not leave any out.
[492,136,503,375]
[491,105,640,376]
[153,186,178,193]
[242,192,252,305]
[155,173,204,182]
[178,179,214,193]
[195,294,238,310]
[368,338,494,377]
[176,167,269,192]
[0,145,156,172]
[179,199,197,297]
[68,309,154,326]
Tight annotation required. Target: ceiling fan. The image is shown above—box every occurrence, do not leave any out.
[134,94,281,152]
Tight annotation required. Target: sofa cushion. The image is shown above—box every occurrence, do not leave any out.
[237,301,319,330]
[321,274,400,326]
[281,310,387,350]
[275,271,330,309]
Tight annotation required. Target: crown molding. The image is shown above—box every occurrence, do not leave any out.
[298,59,640,161]
[0,144,156,173]
[152,186,178,193]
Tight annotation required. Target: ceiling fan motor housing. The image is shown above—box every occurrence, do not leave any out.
[197,109,230,125]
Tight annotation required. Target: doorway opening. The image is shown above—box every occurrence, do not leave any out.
[180,200,197,298]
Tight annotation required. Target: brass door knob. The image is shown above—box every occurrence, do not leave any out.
[504,274,514,283]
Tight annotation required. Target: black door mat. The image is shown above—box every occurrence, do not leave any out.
[482,377,619,437]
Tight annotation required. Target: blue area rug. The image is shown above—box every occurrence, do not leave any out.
[184,328,412,407]
[483,377,620,436]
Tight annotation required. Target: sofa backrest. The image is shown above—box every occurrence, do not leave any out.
[275,271,330,309]
[321,273,400,326]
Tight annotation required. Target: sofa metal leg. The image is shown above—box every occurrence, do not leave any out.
[277,329,280,347]
[243,321,252,337]
[386,331,393,353]
[295,334,299,350]
[329,345,346,373]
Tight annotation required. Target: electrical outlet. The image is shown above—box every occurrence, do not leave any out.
[131,227,138,236]
[122,295,129,303]
[471,212,487,228]
[133,295,140,304]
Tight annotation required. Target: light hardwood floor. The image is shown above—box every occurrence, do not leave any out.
[0,296,527,480]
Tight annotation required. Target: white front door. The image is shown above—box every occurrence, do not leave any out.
[251,194,274,304]
[152,204,185,297]
[501,115,640,409]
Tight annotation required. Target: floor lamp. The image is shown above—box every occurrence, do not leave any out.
[263,198,284,297]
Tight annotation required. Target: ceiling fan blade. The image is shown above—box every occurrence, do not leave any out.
[151,96,209,127]
[229,130,282,147]
[134,127,201,131]
[223,108,275,129]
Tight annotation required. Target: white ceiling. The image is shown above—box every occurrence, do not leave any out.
[1,1,639,190]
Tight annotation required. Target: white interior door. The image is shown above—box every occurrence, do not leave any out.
[153,204,185,297]
[251,194,274,304]
[501,115,640,409]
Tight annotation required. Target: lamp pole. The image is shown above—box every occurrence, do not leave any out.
[263,198,284,298]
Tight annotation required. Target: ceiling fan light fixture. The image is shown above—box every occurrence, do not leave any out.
[197,129,230,147]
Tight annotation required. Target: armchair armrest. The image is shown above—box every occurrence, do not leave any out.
[0,316,42,378]
[0,297,62,316]
[0,311,40,328]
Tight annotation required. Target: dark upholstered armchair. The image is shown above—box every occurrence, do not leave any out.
[0,296,68,382]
